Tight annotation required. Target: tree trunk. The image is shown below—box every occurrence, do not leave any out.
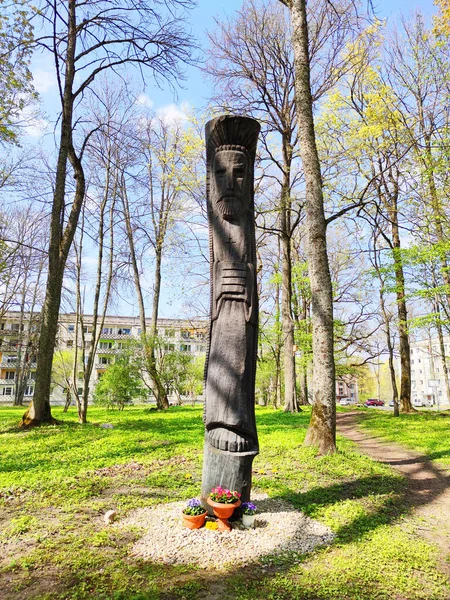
[281,191,298,412]
[80,156,116,424]
[121,178,168,410]
[290,0,336,453]
[21,1,82,427]
[378,270,399,417]
[149,248,169,409]
[298,296,310,406]
[388,201,413,413]
[274,263,282,408]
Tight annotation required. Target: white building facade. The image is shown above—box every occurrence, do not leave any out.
[410,337,450,408]
[0,311,208,405]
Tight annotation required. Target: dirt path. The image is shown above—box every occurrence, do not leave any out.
[337,412,450,568]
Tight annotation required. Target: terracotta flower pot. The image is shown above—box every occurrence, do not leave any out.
[207,498,241,531]
[182,510,207,529]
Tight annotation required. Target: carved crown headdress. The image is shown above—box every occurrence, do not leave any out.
[205,115,260,168]
[205,115,260,209]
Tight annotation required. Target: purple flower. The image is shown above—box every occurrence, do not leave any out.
[242,502,257,515]
[187,498,201,508]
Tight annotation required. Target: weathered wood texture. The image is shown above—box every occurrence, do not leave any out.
[201,115,260,507]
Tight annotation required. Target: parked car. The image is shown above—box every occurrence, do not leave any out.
[339,398,356,406]
[364,398,385,407]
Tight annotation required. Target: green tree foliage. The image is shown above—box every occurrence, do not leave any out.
[0,0,35,145]
[93,359,145,410]
[155,342,204,404]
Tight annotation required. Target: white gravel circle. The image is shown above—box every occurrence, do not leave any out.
[118,494,334,570]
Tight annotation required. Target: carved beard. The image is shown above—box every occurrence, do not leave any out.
[215,194,247,219]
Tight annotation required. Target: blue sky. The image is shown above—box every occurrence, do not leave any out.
[158,0,437,114]
[26,0,439,318]
[29,0,438,133]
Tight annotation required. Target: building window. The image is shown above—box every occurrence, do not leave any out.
[102,327,113,335]
[99,341,113,349]
[180,344,191,352]
[165,328,175,338]
[66,340,73,348]
[100,357,111,365]
[77,388,83,395]
[68,325,75,332]
[84,326,92,333]
[5,356,17,364]
[25,386,34,396]
[5,371,15,380]
[2,387,12,395]
[118,328,131,335]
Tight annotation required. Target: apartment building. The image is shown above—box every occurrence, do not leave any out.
[410,337,450,407]
[336,375,359,403]
[0,311,208,404]
[1,309,362,406]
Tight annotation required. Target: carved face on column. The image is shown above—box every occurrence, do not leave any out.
[211,150,250,219]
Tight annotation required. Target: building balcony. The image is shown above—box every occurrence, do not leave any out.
[99,333,133,340]
[96,348,123,354]
[0,379,16,385]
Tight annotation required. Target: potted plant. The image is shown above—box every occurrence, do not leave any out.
[182,499,207,529]
[207,486,241,531]
[241,501,257,528]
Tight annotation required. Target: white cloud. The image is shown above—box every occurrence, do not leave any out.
[136,93,154,108]
[156,102,191,126]
[21,105,49,137]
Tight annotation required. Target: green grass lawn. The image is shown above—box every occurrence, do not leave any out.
[357,409,450,468]
[0,404,448,600]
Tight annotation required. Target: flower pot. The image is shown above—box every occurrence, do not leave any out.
[182,511,207,529]
[242,513,256,529]
[207,498,241,531]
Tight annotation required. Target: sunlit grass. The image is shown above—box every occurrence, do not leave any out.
[0,404,448,599]
[357,409,450,468]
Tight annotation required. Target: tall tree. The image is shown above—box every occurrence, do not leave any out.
[277,0,361,452]
[207,0,359,414]
[20,0,197,426]
[118,112,202,409]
